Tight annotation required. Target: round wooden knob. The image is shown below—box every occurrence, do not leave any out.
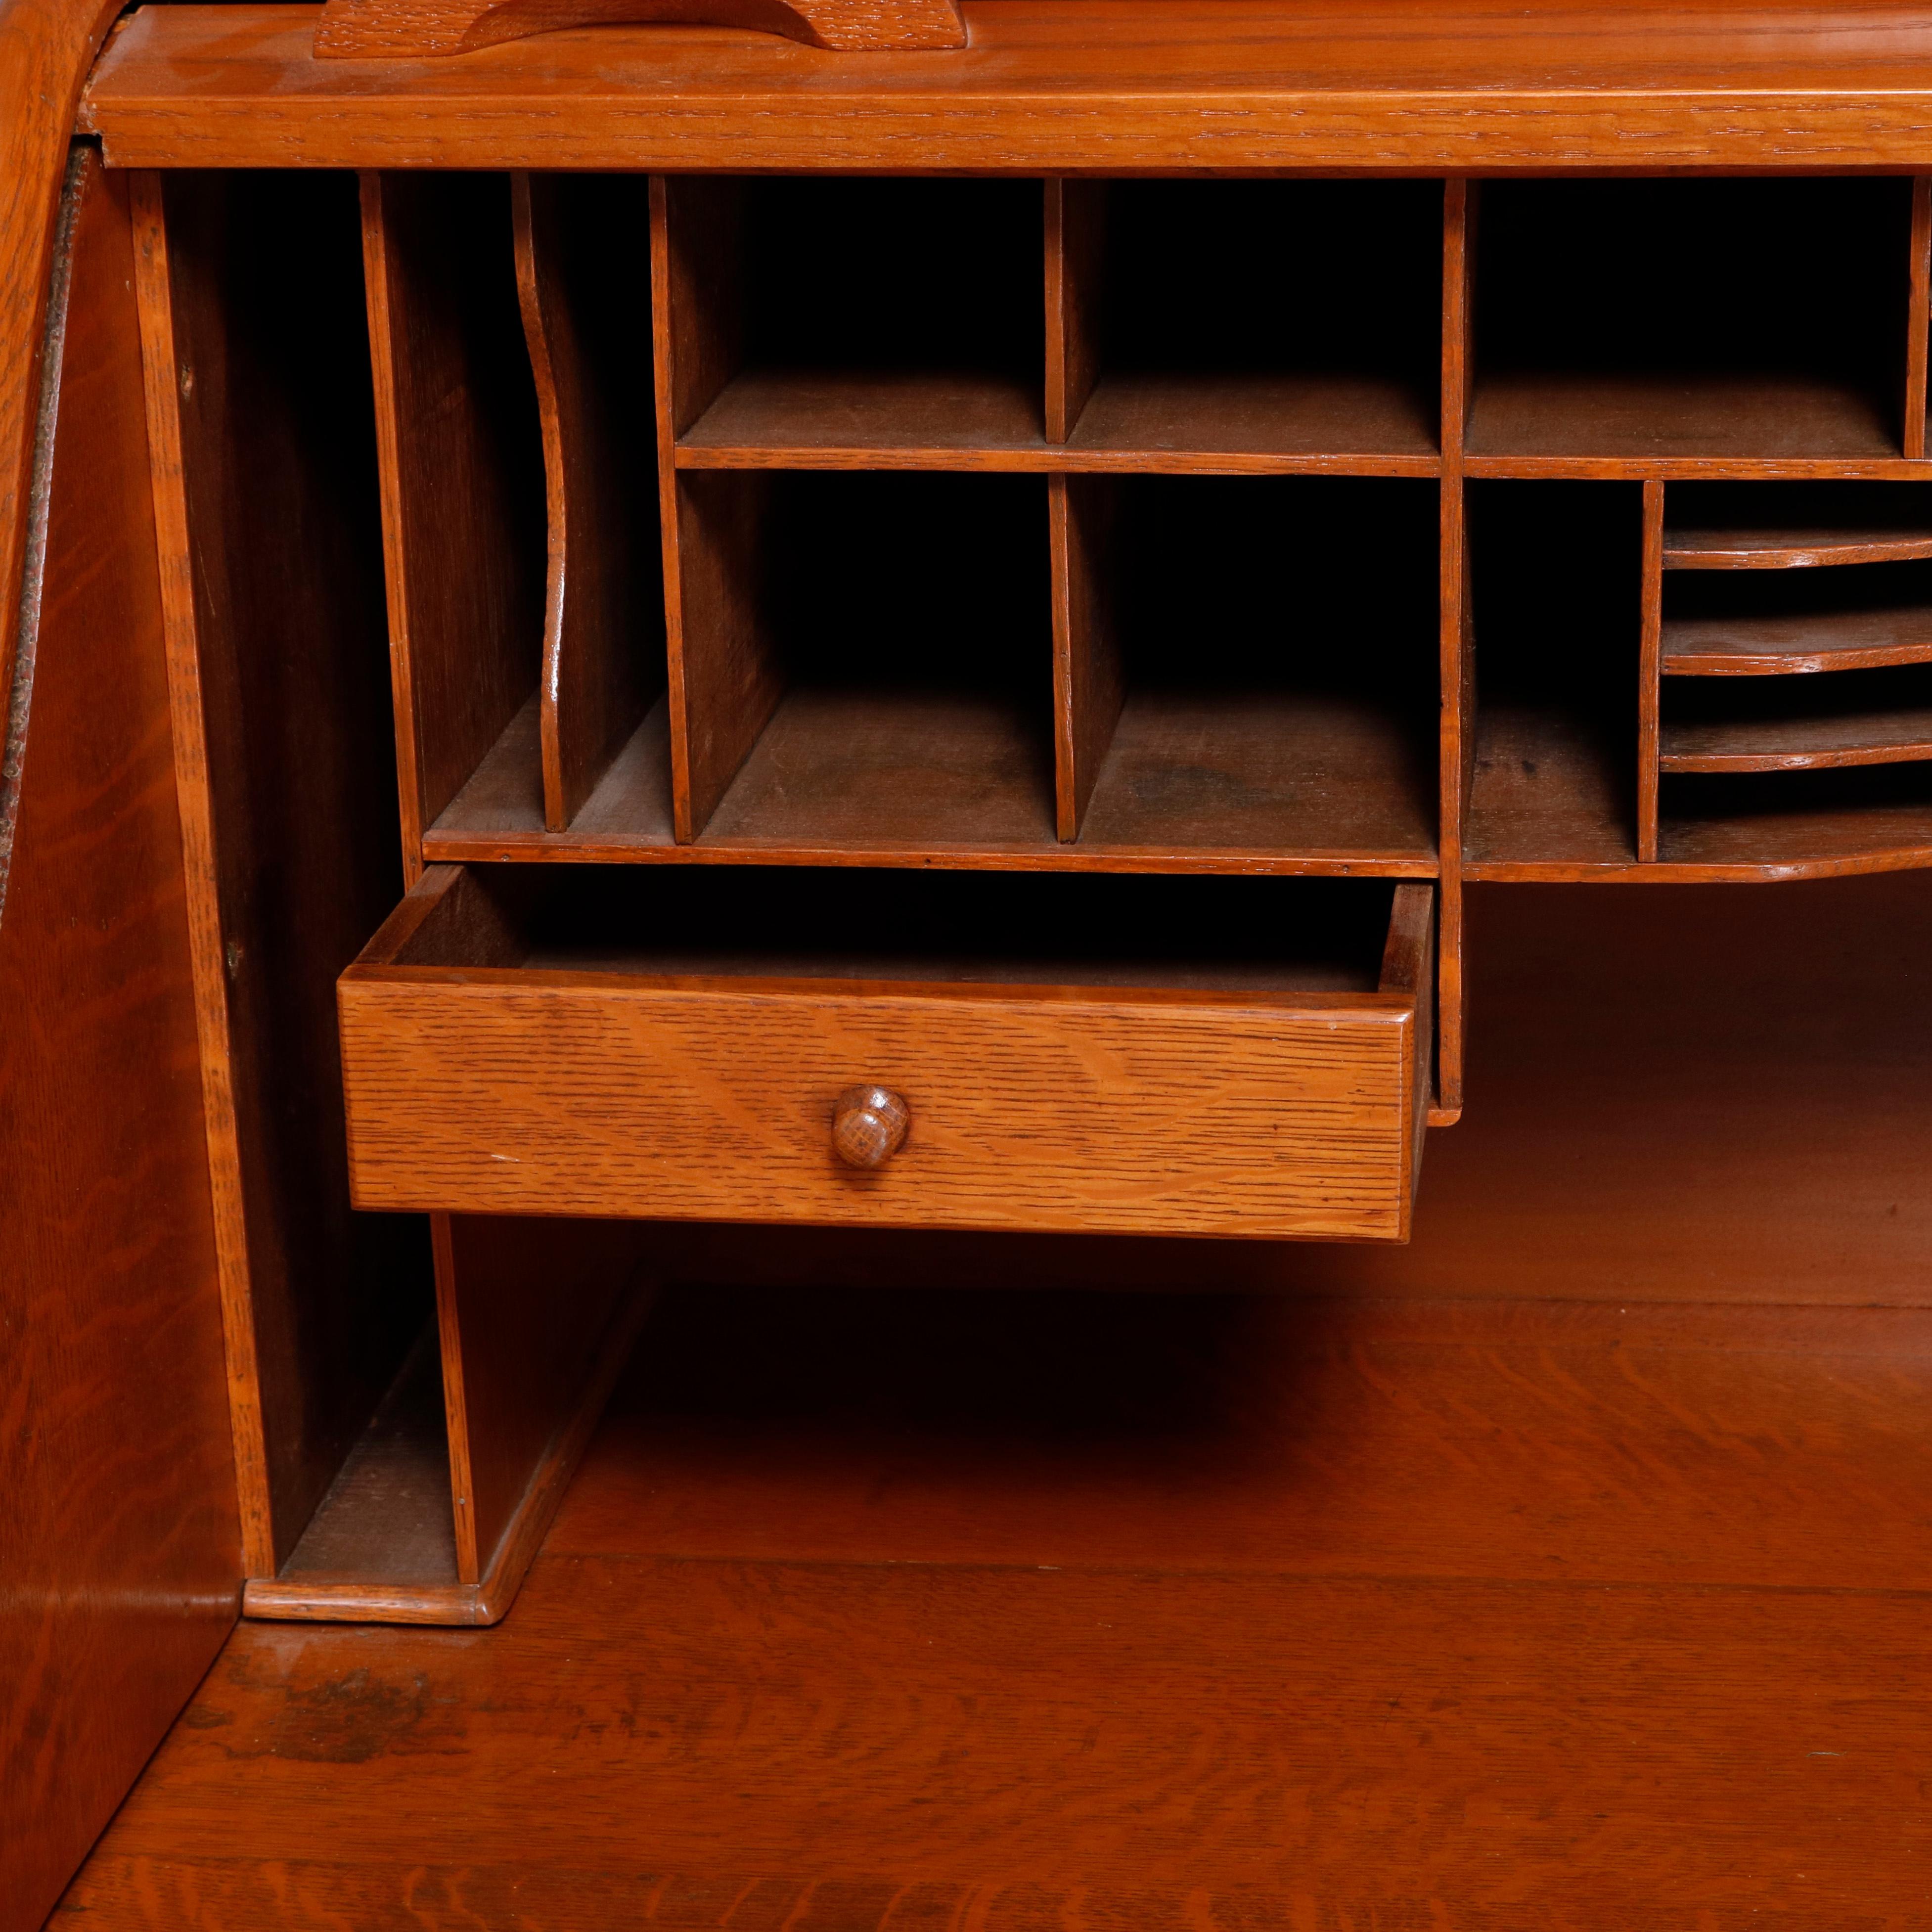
[832,1084,908,1169]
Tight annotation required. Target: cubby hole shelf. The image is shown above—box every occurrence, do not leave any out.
[667,176,1046,467]
[1466,180,1917,467]
[1659,668,1932,773]
[1059,476,1438,864]
[1057,180,1442,471]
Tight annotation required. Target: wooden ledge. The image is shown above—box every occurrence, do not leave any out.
[79,0,1932,173]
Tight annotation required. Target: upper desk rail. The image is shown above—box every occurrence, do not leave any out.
[71,0,1932,173]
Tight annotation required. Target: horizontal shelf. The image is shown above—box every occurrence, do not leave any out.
[1662,604,1932,676]
[1465,372,1898,466]
[1663,528,1932,570]
[674,370,1440,475]
[1077,691,1437,864]
[422,693,1438,876]
[1065,373,1439,470]
[677,369,1046,468]
[1658,764,1932,874]
[1660,694,1932,773]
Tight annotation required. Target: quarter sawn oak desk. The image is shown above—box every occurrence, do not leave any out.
[8,2,1932,1926]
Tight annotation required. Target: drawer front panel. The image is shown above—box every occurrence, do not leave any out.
[339,973,1420,1240]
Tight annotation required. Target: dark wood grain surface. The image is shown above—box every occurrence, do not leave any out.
[0,151,238,1932]
[56,1288,1932,1930]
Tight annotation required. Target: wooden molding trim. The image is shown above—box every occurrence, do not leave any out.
[314,0,967,59]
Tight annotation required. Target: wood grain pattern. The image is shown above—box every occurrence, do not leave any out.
[312,0,967,58]
[513,171,660,830]
[338,871,1430,1240]
[1663,600,1932,674]
[1659,698,1932,771]
[133,167,429,1574]
[0,147,238,1932]
[1663,526,1932,570]
[656,868,1932,1301]
[83,0,1932,175]
[0,0,126,719]
[56,1292,1932,1929]
[363,169,544,868]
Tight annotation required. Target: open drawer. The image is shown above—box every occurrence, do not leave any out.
[338,867,1434,1241]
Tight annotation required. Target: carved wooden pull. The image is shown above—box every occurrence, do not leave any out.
[314,0,968,60]
[832,1085,909,1169]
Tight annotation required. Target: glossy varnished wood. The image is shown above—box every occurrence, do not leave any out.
[312,0,966,58]
[81,0,1932,174]
[0,151,238,1932]
[1663,526,1932,570]
[57,1290,1932,1930]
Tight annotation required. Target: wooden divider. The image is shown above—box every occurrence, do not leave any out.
[513,173,661,830]
[648,176,778,842]
[1434,179,1475,1122]
[1046,181,1116,841]
[1637,478,1665,862]
[1908,177,1930,461]
[361,170,544,868]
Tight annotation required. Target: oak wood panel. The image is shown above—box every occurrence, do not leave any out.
[531,1292,1932,1590]
[1663,526,1932,570]
[338,875,1429,1241]
[1049,472,1120,841]
[83,1,1932,174]
[313,0,966,58]
[0,0,125,718]
[0,148,239,1932]
[514,171,661,830]
[132,167,429,1573]
[363,168,545,867]
[56,1285,1932,1932]
[1663,600,1932,674]
[1465,702,1636,871]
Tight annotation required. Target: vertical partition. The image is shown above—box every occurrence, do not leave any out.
[1908,176,1931,460]
[1637,478,1665,862]
[1436,180,1476,1120]
[513,173,661,830]
[361,171,544,868]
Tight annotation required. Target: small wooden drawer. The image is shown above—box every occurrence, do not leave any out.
[338,867,1434,1241]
